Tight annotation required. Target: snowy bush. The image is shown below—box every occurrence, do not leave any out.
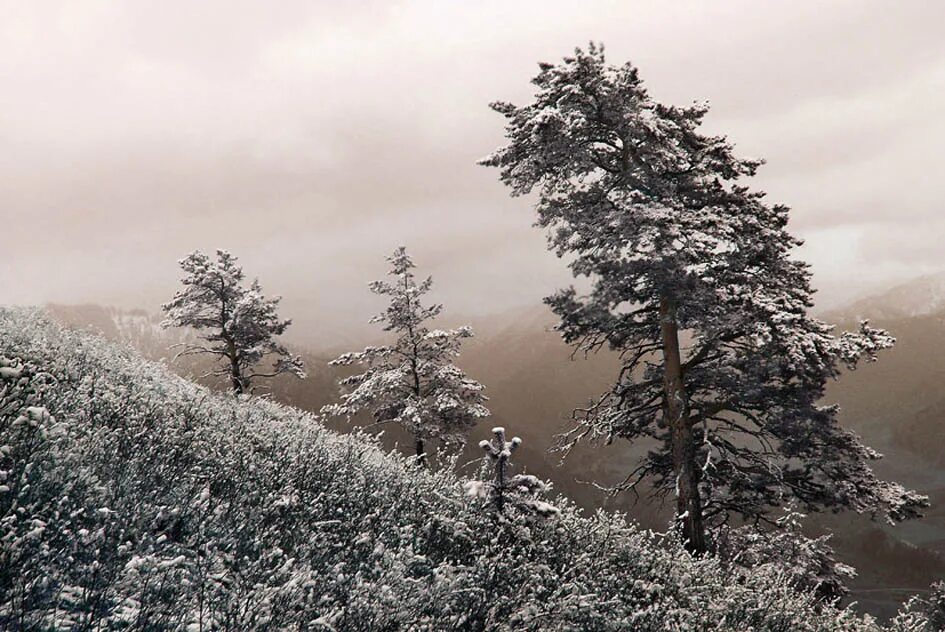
[712,508,856,604]
[890,581,945,632]
[0,307,886,631]
[465,427,558,519]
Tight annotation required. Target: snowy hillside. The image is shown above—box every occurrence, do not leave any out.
[0,307,894,631]
[39,302,945,620]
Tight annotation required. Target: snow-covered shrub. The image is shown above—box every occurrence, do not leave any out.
[0,356,113,629]
[0,308,885,631]
[465,427,558,519]
[713,508,856,603]
[890,581,945,632]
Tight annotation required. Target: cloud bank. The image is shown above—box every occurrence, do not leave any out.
[2,1,944,344]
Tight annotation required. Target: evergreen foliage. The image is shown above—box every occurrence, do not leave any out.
[162,249,305,394]
[324,247,489,463]
[482,44,927,551]
[465,427,558,518]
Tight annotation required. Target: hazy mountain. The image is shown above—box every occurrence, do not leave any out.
[47,303,176,361]
[816,279,945,616]
[44,297,945,620]
[826,273,945,322]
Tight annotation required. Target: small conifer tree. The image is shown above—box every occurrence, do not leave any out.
[466,427,558,517]
[162,249,304,394]
[324,247,488,464]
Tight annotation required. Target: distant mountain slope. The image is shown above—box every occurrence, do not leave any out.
[816,281,945,616]
[825,273,945,322]
[44,301,945,621]
[0,307,878,631]
[45,302,341,410]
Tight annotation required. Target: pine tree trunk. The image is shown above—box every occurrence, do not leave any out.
[659,296,706,554]
[415,436,426,467]
[495,452,507,513]
[230,366,244,394]
[227,345,244,394]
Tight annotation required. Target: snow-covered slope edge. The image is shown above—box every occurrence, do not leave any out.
[1,307,880,631]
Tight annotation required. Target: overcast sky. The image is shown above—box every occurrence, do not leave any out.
[3,1,945,345]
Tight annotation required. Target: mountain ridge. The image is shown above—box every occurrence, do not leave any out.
[824,272,945,323]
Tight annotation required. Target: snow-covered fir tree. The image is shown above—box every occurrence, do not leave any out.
[162,249,304,394]
[323,247,489,464]
[465,427,558,518]
[482,43,927,553]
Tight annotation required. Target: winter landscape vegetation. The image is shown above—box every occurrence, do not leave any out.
[4,3,945,631]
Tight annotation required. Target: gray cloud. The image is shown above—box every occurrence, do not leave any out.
[2,0,945,344]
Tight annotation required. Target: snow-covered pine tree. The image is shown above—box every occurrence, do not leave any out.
[482,44,927,553]
[465,427,558,517]
[323,247,489,464]
[162,250,304,394]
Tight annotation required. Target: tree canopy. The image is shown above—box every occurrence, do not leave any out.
[482,43,927,551]
[162,249,304,394]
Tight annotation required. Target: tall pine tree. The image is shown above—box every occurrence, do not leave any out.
[324,247,489,464]
[482,44,926,553]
